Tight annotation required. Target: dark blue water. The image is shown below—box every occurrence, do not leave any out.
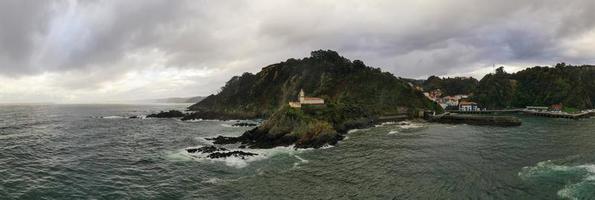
[1,104,594,199]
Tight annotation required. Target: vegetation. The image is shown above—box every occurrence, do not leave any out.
[193,50,442,148]
[190,50,441,117]
[422,76,479,96]
[473,64,595,109]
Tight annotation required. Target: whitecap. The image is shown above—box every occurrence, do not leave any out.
[374,121,398,127]
[347,129,361,133]
[202,177,223,184]
[183,145,310,169]
[293,155,309,168]
[387,130,399,135]
[101,116,126,119]
[185,119,220,122]
[519,160,595,199]
[347,128,370,133]
[397,121,424,129]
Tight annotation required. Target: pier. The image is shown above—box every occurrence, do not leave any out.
[427,112,521,127]
[449,109,522,114]
[522,110,595,119]
[450,109,595,119]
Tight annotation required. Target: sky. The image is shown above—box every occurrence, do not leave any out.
[1,0,595,103]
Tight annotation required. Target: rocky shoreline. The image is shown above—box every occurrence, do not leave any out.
[146,110,186,118]
[185,146,258,159]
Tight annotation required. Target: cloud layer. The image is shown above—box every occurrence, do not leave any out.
[1,0,595,102]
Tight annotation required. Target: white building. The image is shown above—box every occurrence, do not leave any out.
[459,101,479,111]
[289,89,324,108]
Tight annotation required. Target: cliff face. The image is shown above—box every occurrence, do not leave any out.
[189,50,440,118]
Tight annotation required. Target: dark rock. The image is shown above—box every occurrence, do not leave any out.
[232,122,258,127]
[206,136,244,145]
[147,110,186,118]
[207,151,258,159]
[186,146,227,153]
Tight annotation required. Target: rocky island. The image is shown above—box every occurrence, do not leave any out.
[185,50,442,150]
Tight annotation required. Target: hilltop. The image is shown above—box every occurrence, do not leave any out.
[188,50,441,148]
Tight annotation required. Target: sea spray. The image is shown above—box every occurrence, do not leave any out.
[519,160,595,199]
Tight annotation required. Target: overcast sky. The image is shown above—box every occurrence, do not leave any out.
[1,0,595,103]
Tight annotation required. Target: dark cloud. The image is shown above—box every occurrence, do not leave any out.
[1,0,595,102]
[0,0,52,75]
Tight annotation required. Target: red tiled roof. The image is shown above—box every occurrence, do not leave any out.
[303,97,323,100]
[459,101,477,105]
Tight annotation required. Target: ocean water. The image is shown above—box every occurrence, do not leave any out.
[1,104,594,199]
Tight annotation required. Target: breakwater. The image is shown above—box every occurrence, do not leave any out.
[428,113,521,126]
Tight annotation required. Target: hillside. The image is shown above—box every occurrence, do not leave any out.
[189,50,442,148]
[422,76,479,96]
[474,64,595,109]
[189,50,438,118]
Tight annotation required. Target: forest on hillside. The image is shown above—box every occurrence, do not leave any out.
[473,64,595,110]
[422,76,479,96]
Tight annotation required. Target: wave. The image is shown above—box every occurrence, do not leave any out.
[293,155,309,168]
[168,145,312,169]
[375,121,397,127]
[348,128,369,134]
[184,119,221,122]
[397,121,425,129]
[519,160,595,199]
[100,116,127,119]
[220,123,233,128]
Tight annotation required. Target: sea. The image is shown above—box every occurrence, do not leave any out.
[1,104,594,199]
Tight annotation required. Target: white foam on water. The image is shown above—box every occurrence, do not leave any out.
[375,121,400,127]
[101,116,126,119]
[195,137,213,144]
[202,177,223,184]
[519,160,595,199]
[347,128,370,134]
[387,130,399,135]
[347,129,361,133]
[181,145,311,169]
[398,121,424,129]
[220,123,233,128]
[293,155,310,168]
[185,119,220,122]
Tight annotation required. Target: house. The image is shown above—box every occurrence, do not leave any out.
[459,101,479,111]
[443,96,459,107]
[550,103,563,112]
[429,89,442,99]
[289,89,325,108]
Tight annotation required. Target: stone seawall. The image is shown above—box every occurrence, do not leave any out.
[429,113,521,127]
